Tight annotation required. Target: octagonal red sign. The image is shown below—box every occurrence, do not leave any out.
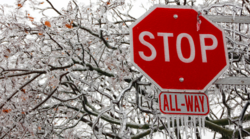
[130,5,229,92]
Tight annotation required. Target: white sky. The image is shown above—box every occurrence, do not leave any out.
[0,0,216,138]
[0,0,203,19]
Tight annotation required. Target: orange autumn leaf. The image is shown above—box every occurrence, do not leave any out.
[38,126,41,130]
[22,97,26,101]
[22,111,25,114]
[2,109,11,113]
[21,89,26,93]
[65,24,73,29]
[4,55,8,58]
[107,2,110,5]
[40,2,44,4]
[45,21,51,27]
[28,16,34,22]
[18,4,22,8]
[38,33,43,36]
[7,49,10,53]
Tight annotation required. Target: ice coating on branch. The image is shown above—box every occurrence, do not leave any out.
[197,21,201,31]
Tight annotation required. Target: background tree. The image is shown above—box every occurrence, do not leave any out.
[0,0,250,138]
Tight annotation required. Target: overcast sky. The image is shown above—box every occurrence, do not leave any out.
[0,0,148,17]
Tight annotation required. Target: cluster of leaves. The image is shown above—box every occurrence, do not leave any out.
[1,0,250,139]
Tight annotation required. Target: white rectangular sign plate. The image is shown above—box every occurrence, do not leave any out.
[159,92,209,115]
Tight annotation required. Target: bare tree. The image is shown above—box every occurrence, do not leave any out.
[0,0,250,138]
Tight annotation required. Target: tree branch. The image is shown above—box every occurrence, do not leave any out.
[0,74,41,110]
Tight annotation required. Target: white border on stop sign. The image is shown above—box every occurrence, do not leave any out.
[129,4,229,93]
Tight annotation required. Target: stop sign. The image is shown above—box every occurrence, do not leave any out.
[130,5,229,92]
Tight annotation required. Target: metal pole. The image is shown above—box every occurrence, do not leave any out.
[205,15,250,24]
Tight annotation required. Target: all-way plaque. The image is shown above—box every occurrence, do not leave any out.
[159,92,209,115]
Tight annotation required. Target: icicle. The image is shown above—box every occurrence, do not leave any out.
[170,115,174,137]
[177,115,179,139]
[181,115,185,138]
[230,52,233,65]
[189,116,194,138]
[247,50,250,64]
[181,115,184,127]
[230,84,234,90]
[202,116,205,135]
[200,117,202,139]
[198,116,201,137]
[185,116,188,139]
[171,115,175,129]
[180,115,184,133]
[194,116,197,139]
[243,55,246,69]
[242,85,245,90]
[166,116,172,138]
[119,112,127,137]
[190,116,193,138]
[167,116,170,130]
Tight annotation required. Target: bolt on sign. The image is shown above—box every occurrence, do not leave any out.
[130,5,229,93]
